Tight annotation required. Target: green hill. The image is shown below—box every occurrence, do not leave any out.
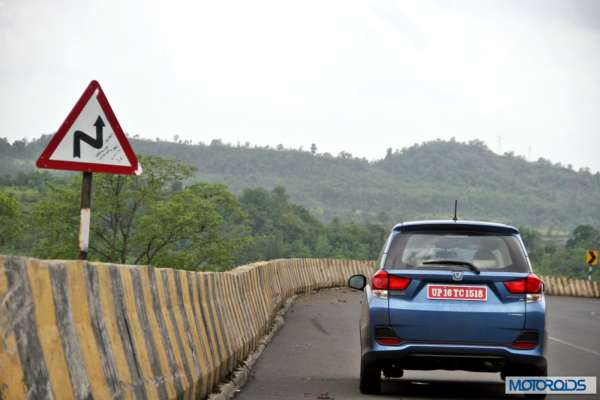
[2,136,599,230]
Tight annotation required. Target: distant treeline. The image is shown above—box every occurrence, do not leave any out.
[2,135,600,231]
[0,156,598,280]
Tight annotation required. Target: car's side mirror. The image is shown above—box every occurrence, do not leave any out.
[348,274,367,291]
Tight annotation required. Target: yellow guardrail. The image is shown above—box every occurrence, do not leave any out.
[541,275,600,298]
[0,256,373,399]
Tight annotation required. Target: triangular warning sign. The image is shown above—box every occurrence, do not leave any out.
[37,80,139,175]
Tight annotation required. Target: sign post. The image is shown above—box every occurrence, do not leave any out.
[37,80,139,260]
[79,172,92,259]
[586,250,598,281]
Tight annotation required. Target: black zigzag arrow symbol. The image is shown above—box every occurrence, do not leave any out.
[73,116,105,158]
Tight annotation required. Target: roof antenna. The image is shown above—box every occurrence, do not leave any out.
[453,200,458,222]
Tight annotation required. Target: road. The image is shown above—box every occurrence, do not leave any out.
[236,288,600,400]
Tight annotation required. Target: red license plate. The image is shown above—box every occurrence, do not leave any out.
[427,285,487,301]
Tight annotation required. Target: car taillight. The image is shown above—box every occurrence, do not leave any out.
[503,279,525,293]
[511,341,537,350]
[525,274,544,293]
[376,337,403,346]
[371,270,389,290]
[511,331,538,350]
[375,327,403,346]
[390,276,411,290]
[504,274,543,294]
[371,270,411,291]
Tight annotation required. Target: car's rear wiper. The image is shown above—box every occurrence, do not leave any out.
[421,260,481,274]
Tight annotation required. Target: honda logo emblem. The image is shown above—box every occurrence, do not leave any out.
[452,271,463,281]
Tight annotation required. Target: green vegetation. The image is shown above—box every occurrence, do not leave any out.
[2,136,600,230]
[0,136,598,279]
[236,187,386,264]
[0,190,23,249]
[0,157,385,271]
[521,225,600,280]
[28,156,246,270]
[132,138,600,231]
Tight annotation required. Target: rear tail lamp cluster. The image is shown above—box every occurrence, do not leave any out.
[511,331,539,350]
[371,270,411,290]
[375,327,403,346]
[503,274,543,302]
[503,274,543,293]
[371,270,411,298]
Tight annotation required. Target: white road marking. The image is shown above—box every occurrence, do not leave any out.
[549,336,600,358]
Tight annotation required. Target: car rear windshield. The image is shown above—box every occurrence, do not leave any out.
[384,232,529,273]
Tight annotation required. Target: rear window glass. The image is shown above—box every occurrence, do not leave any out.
[384,232,529,272]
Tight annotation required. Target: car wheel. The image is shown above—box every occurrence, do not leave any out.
[360,360,381,394]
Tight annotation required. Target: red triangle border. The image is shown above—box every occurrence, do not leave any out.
[36,80,139,175]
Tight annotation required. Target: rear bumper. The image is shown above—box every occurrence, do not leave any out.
[362,342,547,372]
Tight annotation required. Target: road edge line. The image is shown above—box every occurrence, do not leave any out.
[549,336,600,358]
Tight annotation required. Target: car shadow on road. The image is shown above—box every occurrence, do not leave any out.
[380,378,508,398]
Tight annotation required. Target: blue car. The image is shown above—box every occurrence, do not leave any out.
[348,220,547,395]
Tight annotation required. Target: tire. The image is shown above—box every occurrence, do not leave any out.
[360,360,381,394]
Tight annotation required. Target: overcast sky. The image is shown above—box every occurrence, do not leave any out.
[1,0,599,170]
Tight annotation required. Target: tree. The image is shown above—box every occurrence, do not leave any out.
[30,156,246,270]
[134,183,247,269]
[385,148,393,160]
[30,179,80,259]
[0,137,10,157]
[566,225,600,249]
[238,186,323,262]
[88,156,195,263]
[0,190,23,249]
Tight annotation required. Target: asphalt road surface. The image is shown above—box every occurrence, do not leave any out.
[236,288,600,400]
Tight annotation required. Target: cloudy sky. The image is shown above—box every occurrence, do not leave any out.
[1,0,599,170]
